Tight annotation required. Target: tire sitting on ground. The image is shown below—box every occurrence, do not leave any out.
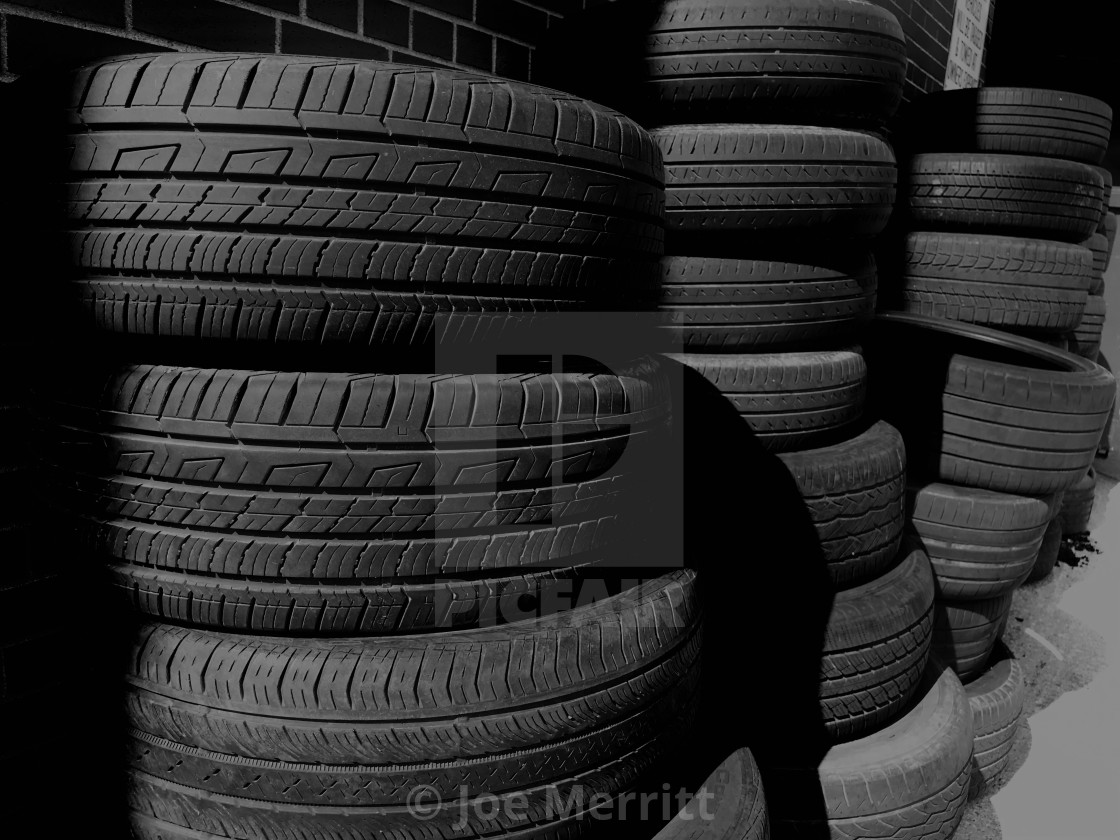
[1070,296,1106,359]
[896,232,1092,333]
[965,644,1026,798]
[818,542,935,740]
[909,482,1057,600]
[904,88,1112,165]
[933,593,1014,681]
[906,154,1104,243]
[654,749,768,840]
[668,349,866,452]
[660,251,877,350]
[1026,519,1063,583]
[66,54,665,347]
[643,0,907,126]
[49,361,670,634]
[766,663,973,839]
[1059,468,1096,534]
[125,572,702,840]
[778,421,906,588]
[869,314,1116,496]
[654,125,897,237]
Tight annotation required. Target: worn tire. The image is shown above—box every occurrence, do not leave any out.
[1026,519,1062,583]
[654,749,769,840]
[965,645,1026,797]
[654,125,896,237]
[819,543,935,740]
[1092,166,1114,226]
[906,88,1112,165]
[50,361,670,634]
[660,252,877,350]
[933,593,1013,681]
[669,349,866,452]
[870,314,1117,496]
[767,663,973,839]
[1070,295,1106,360]
[909,483,1056,600]
[1085,232,1109,293]
[779,422,906,588]
[1059,468,1096,534]
[125,572,701,840]
[896,232,1092,333]
[643,0,906,126]
[907,154,1104,243]
[66,54,665,346]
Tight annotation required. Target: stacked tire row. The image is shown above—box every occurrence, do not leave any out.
[869,313,1116,799]
[54,53,698,839]
[882,90,1117,795]
[644,2,976,838]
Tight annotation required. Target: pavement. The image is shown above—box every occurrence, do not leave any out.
[952,458,1120,839]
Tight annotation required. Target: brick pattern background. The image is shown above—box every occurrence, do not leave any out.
[0,0,988,95]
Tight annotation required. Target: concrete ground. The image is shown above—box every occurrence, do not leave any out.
[953,457,1120,839]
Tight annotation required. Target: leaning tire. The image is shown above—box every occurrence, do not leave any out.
[779,421,906,588]
[49,361,670,634]
[125,572,701,840]
[819,542,935,740]
[660,252,877,350]
[966,645,1027,797]
[869,314,1116,496]
[909,482,1057,600]
[654,125,897,237]
[767,663,973,839]
[66,54,665,346]
[905,88,1112,165]
[896,232,1092,333]
[906,153,1104,243]
[669,349,866,452]
[1059,468,1096,534]
[933,593,1013,681]
[654,749,769,840]
[643,0,907,126]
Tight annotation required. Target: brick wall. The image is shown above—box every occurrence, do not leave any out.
[0,0,991,94]
[0,0,574,83]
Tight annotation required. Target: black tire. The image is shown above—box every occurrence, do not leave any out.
[1085,232,1109,293]
[50,361,670,634]
[654,125,896,237]
[1059,468,1096,534]
[909,482,1056,600]
[668,349,866,452]
[966,645,1026,797]
[905,88,1112,165]
[933,593,1013,681]
[767,663,973,839]
[779,421,906,588]
[1104,213,1117,256]
[654,749,768,840]
[1026,519,1063,584]
[643,0,906,126]
[819,542,935,740]
[869,314,1117,496]
[907,154,1104,243]
[66,54,665,347]
[1070,296,1106,360]
[125,572,701,840]
[1092,166,1114,226]
[896,232,1092,333]
[660,252,877,350]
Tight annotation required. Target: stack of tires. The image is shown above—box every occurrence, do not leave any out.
[892,88,1114,585]
[51,53,698,838]
[869,313,1116,799]
[640,2,975,838]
